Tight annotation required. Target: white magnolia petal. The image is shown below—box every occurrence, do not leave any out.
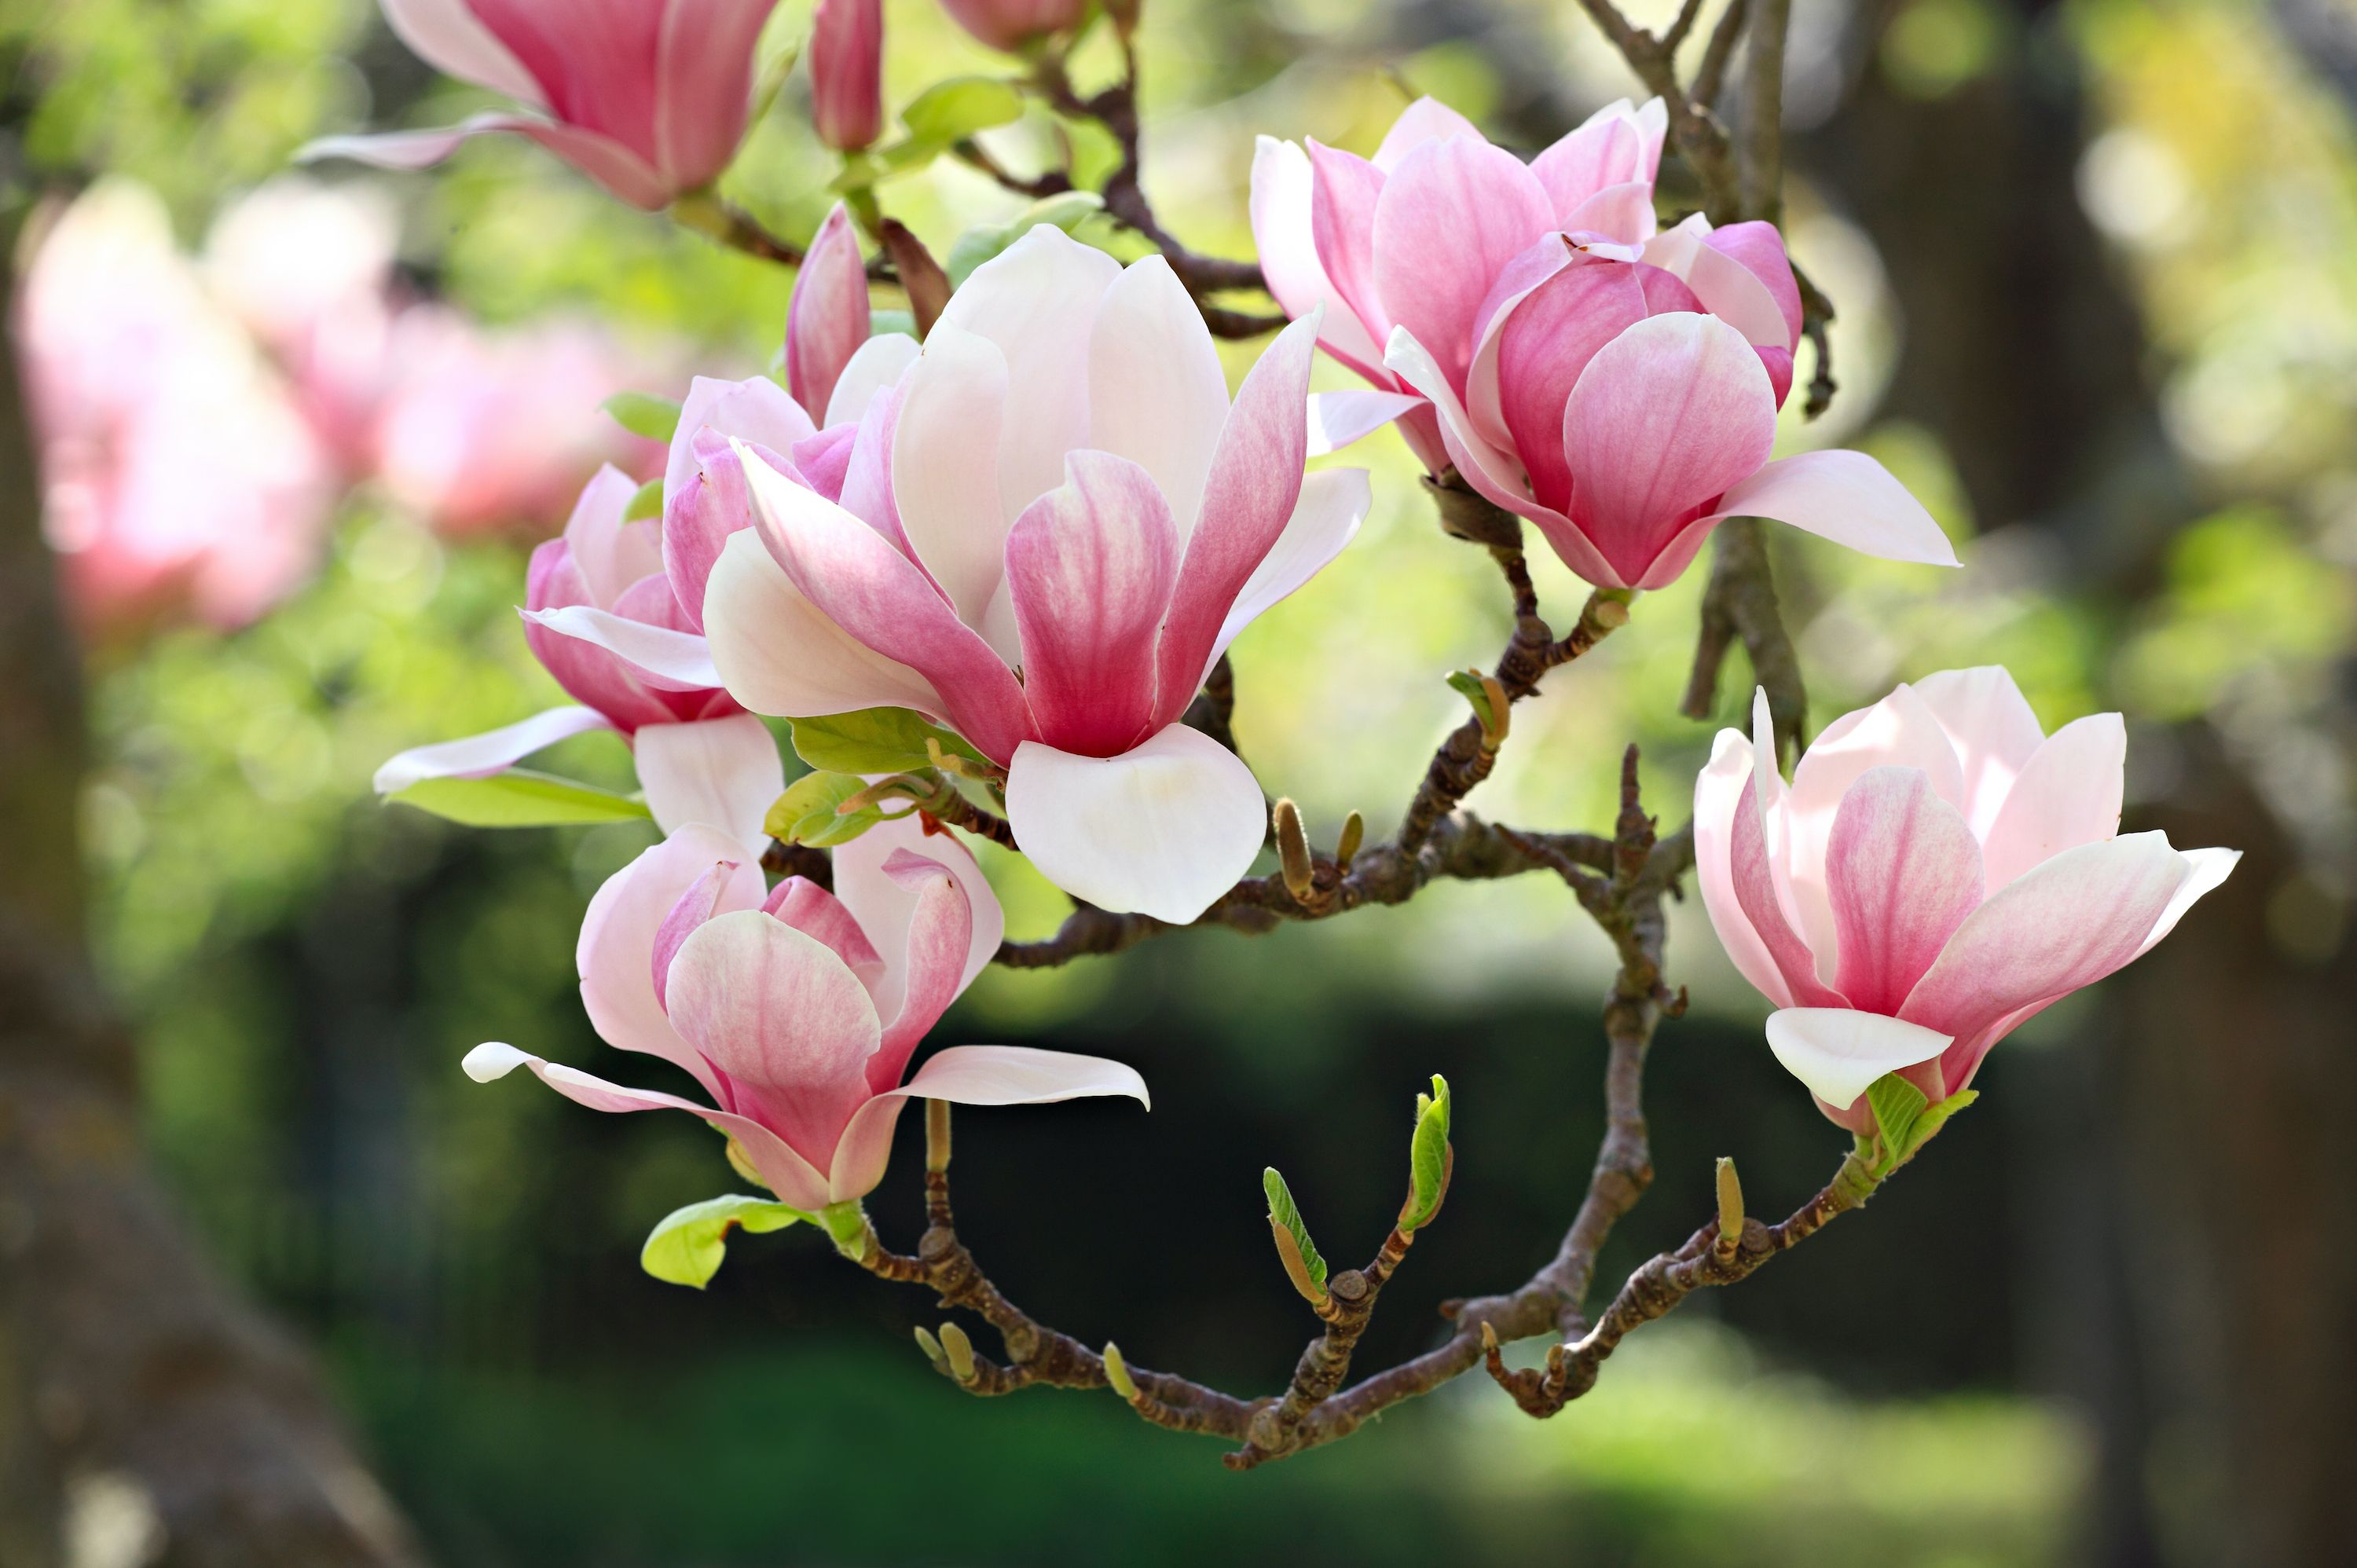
[1208,467,1370,673]
[1087,255,1231,540]
[374,705,614,793]
[702,530,948,720]
[1764,1008,1953,1112]
[898,1045,1149,1108]
[633,713,785,850]
[1307,390,1427,456]
[1714,450,1959,567]
[1004,726,1266,924]
[2134,845,2241,959]
[522,605,720,692]
[823,332,921,429]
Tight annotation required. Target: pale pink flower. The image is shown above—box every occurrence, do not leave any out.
[21,181,335,635]
[464,816,1145,1211]
[808,0,883,152]
[685,226,1372,924]
[302,0,782,208]
[1249,96,1956,589]
[1694,669,2238,1129]
[937,0,1085,53]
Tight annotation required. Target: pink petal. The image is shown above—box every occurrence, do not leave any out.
[1307,390,1426,455]
[559,464,658,608]
[1787,683,1968,963]
[1558,181,1658,246]
[1978,714,2124,891]
[1248,137,1390,380]
[833,815,1003,1022]
[1006,452,1178,757]
[888,324,1011,634]
[1004,725,1266,923]
[786,204,872,416]
[373,704,612,793]
[787,423,856,507]
[1898,832,2191,1054]
[701,530,951,729]
[2133,846,2239,958]
[823,1094,911,1203]
[632,713,785,848]
[1560,313,1776,585]
[1703,222,1803,347]
[1530,113,1642,223]
[1763,1009,1952,1116]
[900,1044,1149,1108]
[665,909,883,1164]
[861,849,976,1091]
[653,0,775,182]
[382,0,548,104]
[652,858,739,1009]
[1372,137,1554,397]
[1372,97,1483,173]
[1153,314,1316,727]
[1208,467,1370,674]
[1710,450,1957,567]
[463,1041,832,1211]
[524,540,682,731]
[803,0,882,152]
[1307,140,1391,351]
[1732,773,1848,1008]
[1086,255,1230,538]
[764,877,886,984]
[1494,253,1651,513]
[1692,726,1795,1009]
[523,604,720,692]
[736,446,1033,762]
[664,379,816,626]
[1908,667,2047,839]
[1825,767,1985,1013]
[577,822,768,1099]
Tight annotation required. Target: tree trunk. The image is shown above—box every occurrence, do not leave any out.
[0,229,425,1567]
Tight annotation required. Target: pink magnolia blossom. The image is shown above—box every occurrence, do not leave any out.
[1249,96,1956,589]
[22,181,335,636]
[463,816,1145,1211]
[809,0,883,152]
[686,226,1373,923]
[937,0,1085,53]
[1694,669,2238,1129]
[302,0,782,209]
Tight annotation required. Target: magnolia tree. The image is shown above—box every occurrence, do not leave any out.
[332,0,2235,1469]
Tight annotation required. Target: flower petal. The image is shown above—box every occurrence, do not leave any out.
[652,0,775,187]
[632,713,783,850]
[763,877,885,982]
[1978,713,2124,891]
[1307,390,1426,456]
[1086,255,1230,540]
[702,529,951,726]
[1152,313,1318,724]
[786,203,871,419]
[1373,137,1554,397]
[738,446,1032,761]
[462,1040,831,1211]
[1908,666,2046,839]
[1530,112,1641,223]
[1006,452,1178,756]
[523,604,720,691]
[900,1044,1149,1108]
[1825,767,1985,1013]
[1732,771,1848,1008]
[1372,97,1483,172]
[833,815,1002,1023]
[823,332,920,430]
[373,705,612,793]
[1307,139,1391,350]
[1560,313,1775,585]
[1494,253,1651,513]
[888,324,1010,636]
[382,0,548,104]
[1711,449,1957,568]
[1764,1009,1952,1114]
[2133,845,2239,958]
[1692,725,1796,1008]
[1005,725,1266,923]
[861,849,977,1091]
[1209,467,1370,674]
[1248,137,1389,379]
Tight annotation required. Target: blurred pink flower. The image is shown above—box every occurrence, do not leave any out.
[302,0,783,209]
[20,181,335,635]
[937,0,1085,52]
[808,0,883,152]
[1694,669,2239,1130]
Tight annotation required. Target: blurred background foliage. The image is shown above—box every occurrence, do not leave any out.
[7,0,2355,1562]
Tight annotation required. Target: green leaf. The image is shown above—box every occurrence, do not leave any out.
[787,709,986,775]
[387,769,652,827]
[601,391,682,442]
[1866,1072,1930,1161]
[763,770,883,847]
[1444,669,1498,733]
[944,191,1105,288]
[1263,1167,1327,1296]
[622,477,665,522]
[899,75,1025,143]
[869,309,918,340]
[1909,1087,1979,1152]
[1401,1073,1453,1231]
[640,1195,808,1288]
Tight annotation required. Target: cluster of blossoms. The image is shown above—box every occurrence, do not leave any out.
[347,0,2234,1240]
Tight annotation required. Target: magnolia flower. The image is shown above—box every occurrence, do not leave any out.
[303,0,781,209]
[23,180,335,636]
[691,227,1373,923]
[1250,96,1955,590]
[1694,669,2239,1129]
[937,0,1086,52]
[464,817,1145,1211]
[809,0,883,152]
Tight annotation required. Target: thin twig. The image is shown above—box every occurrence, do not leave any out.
[1679,516,1807,758]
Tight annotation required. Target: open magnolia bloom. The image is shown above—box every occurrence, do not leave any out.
[697,227,1374,924]
[1250,94,1956,590]
[464,817,1145,1210]
[1695,669,2239,1130]
[302,0,780,209]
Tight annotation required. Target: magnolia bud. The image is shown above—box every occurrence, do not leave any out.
[809,0,884,152]
[937,0,1087,53]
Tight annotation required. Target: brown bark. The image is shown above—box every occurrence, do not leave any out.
[0,229,424,1566]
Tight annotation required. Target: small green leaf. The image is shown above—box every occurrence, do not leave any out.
[1866,1072,1931,1161]
[787,709,986,775]
[601,390,682,442]
[1444,669,1498,735]
[869,309,918,340]
[387,769,652,827]
[1263,1167,1328,1297]
[1401,1073,1453,1231]
[640,1194,808,1288]
[1908,1087,1979,1152]
[900,76,1025,143]
[622,477,665,522]
[763,771,884,847]
[944,192,1105,288]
